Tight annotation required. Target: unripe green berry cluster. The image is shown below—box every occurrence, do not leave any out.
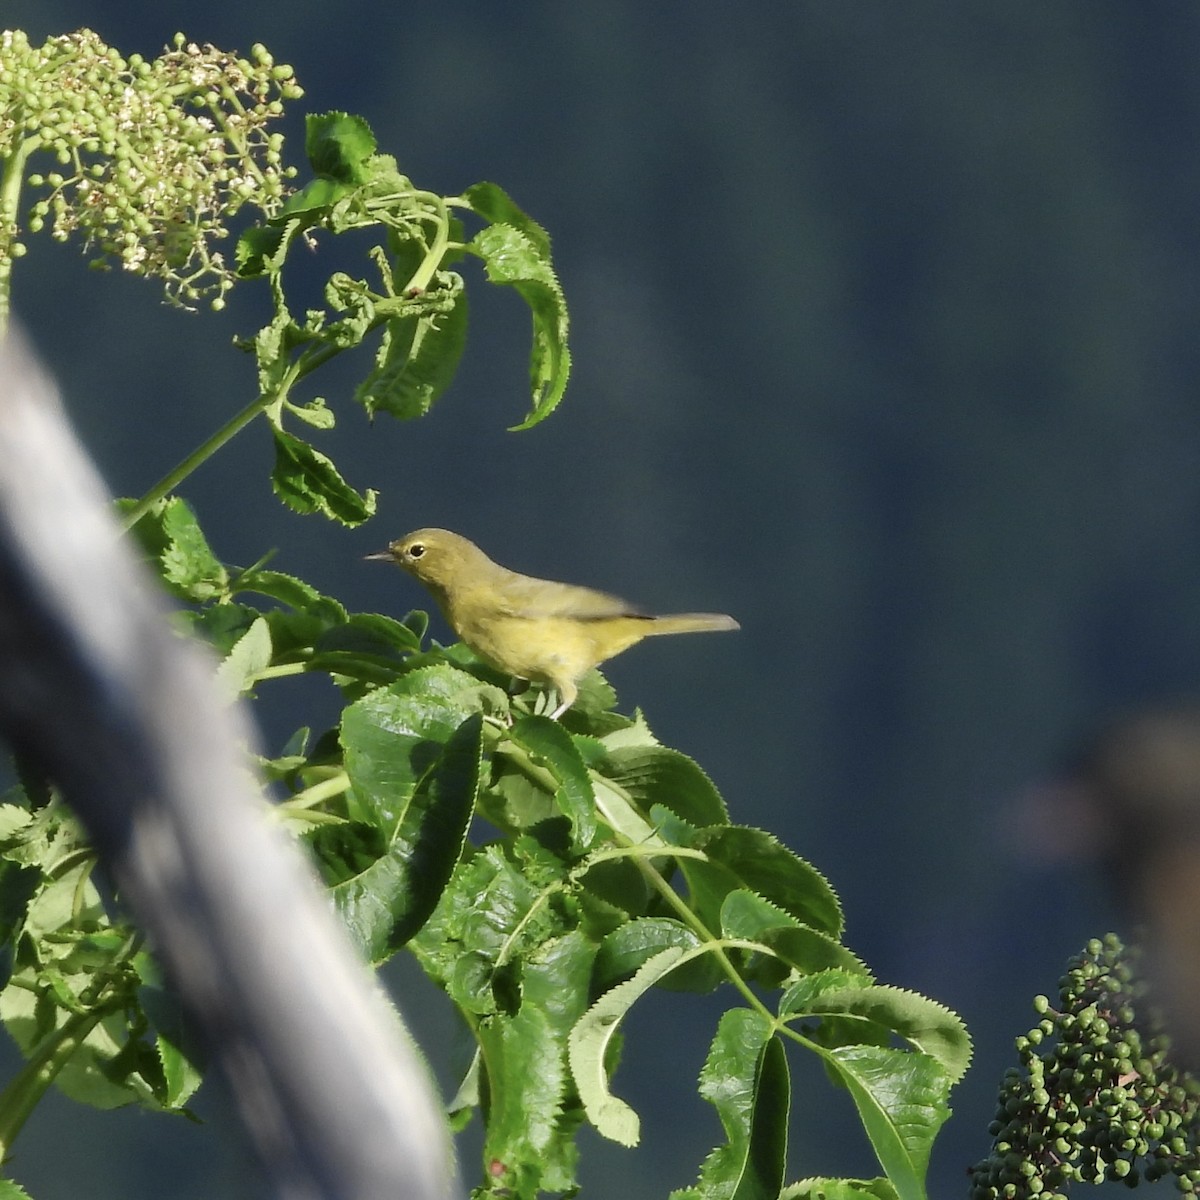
[0,28,302,308]
[970,934,1200,1199]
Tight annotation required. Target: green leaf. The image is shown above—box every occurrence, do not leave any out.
[474,931,597,1194]
[817,1044,951,1200]
[355,283,468,420]
[477,1002,577,1196]
[305,111,377,183]
[757,926,872,983]
[412,847,557,1017]
[780,1179,899,1200]
[139,978,205,1110]
[600,744,729,828]
[125,496,228,602]
[0,1178,33,1198]
[235,221,290,277]
[286,395,336,429]
[571,944,713,1145]
[781,983,971,1083]
[680,1008,785,1200]
[0,865,158,1110]
[462,181,552,259]
[334,677,486,958]
[270,428,377,526]
[214,616,272,698]
[593,917,718,995]
[687,827,842,938]
[231,568,348,625]
[469,222,570,428]
[736,1034,790,1200]
[278,176,354,223]
[507,716,597,848]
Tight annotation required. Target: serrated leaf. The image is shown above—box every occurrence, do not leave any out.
[462,181,552,259]
[735,1033,790,1200]
[593,918,703,993]
[683,1007,778,1199]
[470,222,570,428]
[0,807,32,843]
[0,866,159,1111]
[571,944,712,1145]
[781,984,971,1083]
[758,926,871,982]
[278,176,354,223]
[334,679,486,959]
[305,111,377,183]
[689,827,842,938]
[215,617,272,699]
[270,428,377,526]
[721,889,796,941]
[478,1002,578,1196]
[126,496,228,602]
[507,716,597,848]
[819,1044,951,1200]
[0,1178,33,1198]
[235,221,290,276]
[412,847,555,1016]
[355,284,468,420]
[780,1178,899,1200]
[600,744,729,828]
[231,568,348,625]
[139,982,205,1110]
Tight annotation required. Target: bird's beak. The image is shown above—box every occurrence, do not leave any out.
[363,549,395,562]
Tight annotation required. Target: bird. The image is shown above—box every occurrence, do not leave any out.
[365,528,739,718]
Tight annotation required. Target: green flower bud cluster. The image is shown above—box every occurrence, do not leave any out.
[970,934,1200,1199]
[0,28,303,308]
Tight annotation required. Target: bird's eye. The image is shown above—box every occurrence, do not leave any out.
[408,543,426,559]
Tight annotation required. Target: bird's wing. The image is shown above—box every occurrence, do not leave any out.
[495,573,646,620]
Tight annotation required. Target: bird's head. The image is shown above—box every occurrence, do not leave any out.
[364,528,492,594]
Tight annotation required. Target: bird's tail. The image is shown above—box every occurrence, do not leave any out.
[645,612,740,636]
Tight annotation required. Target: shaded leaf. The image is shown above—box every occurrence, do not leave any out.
[688,827,842,938]
[600,744,729,829]
[470,222,570,428]
[781,983,971,1083]
[508,716,597,848]
[570,945,712,1145]
[820,1045,951,1200]
[270,428,377,526]
[355,282,468,420]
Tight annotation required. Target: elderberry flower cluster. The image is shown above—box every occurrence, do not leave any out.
[0,28,302,308]
[970,935,1200,1199]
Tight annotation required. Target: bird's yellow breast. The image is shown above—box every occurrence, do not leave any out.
[451,605,652,690]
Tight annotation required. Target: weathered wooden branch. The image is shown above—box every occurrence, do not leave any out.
[0,328,458,1200]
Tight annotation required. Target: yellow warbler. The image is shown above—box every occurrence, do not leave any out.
[366,528,738,717]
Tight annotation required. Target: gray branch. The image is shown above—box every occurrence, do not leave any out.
[0,328,459,1200]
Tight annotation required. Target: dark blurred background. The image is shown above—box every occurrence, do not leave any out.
[5,2,1200,1196]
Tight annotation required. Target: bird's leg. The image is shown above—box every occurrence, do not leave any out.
[547,679,577,721]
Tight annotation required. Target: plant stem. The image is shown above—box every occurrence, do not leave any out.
[0,1005,110,1159]
[121,389,277,527]
[283,770,350,810]
[0,136,40,339]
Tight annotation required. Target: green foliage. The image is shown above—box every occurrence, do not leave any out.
[971,935,1200,1199]
[0,26,970,1200]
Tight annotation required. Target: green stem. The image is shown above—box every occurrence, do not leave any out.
[0,1005,110,1158]
[121,389,278,527]
[122,329,354,527]
[403,194,451,294]
[0,136,41,339]
[632,854,775,1022]
[283,769,350,810]
[0,929,138,1159]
